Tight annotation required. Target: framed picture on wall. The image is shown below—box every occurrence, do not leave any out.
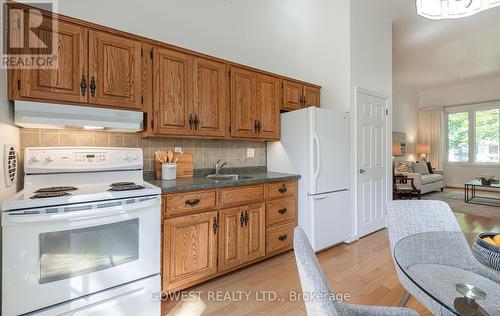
[392,132,406,156]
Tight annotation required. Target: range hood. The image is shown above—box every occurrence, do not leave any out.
[14,101,144,132]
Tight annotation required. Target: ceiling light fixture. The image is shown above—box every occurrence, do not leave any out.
[416,0,500,19]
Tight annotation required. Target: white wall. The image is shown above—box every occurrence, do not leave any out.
[419,75,500,108]
[57,0,350,110]
[392,84,418,161]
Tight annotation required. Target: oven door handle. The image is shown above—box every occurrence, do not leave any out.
[3,196,160,224]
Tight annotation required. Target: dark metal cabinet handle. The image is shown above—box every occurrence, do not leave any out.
[278,208,287,215]
[185,199,200,207]
[80,75,87,96]
[188,114,194,130]
[278,234,288,241]
[193,114,199,130]
[244,210,249,226]
[212,216,218,234]
[90,77,96,97]
[257,121,262,133]
[240,211,245,227]
[278,185,287,193]
[254,120,259,134]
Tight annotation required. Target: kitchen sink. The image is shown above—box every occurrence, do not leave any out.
[206,174,254,181]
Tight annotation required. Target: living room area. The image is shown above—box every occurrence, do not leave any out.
[392,5,500,221]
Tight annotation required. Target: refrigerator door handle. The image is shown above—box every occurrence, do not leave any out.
[312,194,328,200]
[313,132,321,182]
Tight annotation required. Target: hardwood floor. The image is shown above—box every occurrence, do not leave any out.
[162,211,499,316]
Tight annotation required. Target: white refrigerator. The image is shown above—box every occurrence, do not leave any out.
[267,107,350,252]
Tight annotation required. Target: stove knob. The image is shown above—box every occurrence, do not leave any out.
[131,153,138,160]
[31,154,41,162]
[46,155,54,162]
[122,155,130,161]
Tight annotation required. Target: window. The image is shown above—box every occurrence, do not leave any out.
[446,103,500,164]
[448,112,469,162]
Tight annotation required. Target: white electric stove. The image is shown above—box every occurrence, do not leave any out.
[1,147,161,316]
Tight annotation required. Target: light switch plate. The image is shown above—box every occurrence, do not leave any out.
[247,148,255,158]
[174,147,182,153]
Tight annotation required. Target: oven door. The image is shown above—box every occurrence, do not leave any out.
[2,195,160,316]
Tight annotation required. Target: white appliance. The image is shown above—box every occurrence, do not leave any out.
[14,101,144,132]
[1,147,161,316]
[267,107,350,252]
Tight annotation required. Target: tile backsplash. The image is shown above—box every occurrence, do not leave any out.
[19,128,267,172]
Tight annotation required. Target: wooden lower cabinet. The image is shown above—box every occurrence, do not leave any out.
[218,207,244,271]
[218,203,265,272]
[243,203,266,262]
[163,211,218,292]
[162,181,297,292]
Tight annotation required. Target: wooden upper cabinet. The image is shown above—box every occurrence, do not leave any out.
[256,74,280,140]
[20,18,88,103]
[242,203,266,263]
[282,79,303,111]
[153,47,193,135]
[163,211,218,291]
[230,67,257,138]
[218,207,244,272]
[193,57,227,137]
[282,80,321,111]
[304,84,321,107]
[88,30,142,109]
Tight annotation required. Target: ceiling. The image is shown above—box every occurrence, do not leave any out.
[392,0,500,91]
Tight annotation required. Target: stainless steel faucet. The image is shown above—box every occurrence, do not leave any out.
[215,159,228,174]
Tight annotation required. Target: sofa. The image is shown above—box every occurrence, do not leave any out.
[395,161,444,194]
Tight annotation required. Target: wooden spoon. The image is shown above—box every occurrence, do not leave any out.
[173,151,183,163]
[167,151,174,163]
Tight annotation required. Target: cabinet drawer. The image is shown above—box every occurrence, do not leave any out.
[266,181,296,200]
[218,185,264,207]
[266,197,296,226]
[266,223,295,254]
[164,190,216,217]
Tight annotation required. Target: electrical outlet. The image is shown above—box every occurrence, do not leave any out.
[247,148,255,158]
[174,147,182,153]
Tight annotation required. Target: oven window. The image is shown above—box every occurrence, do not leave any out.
[39,219,139,284]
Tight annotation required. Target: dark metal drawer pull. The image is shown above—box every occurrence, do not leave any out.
[185,199,200,207]
[278,208,287,214]
[278,234,288,241]
[278,185,287,193]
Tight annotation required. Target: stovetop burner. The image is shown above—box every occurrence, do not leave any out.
[35,186,78,193]
[110,182,135,187]
[31,191,71,199]
[108,184,145,191]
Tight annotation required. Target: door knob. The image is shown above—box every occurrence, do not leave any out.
[359,168,366,174]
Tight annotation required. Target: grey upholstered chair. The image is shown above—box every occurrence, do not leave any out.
[293,227,418,316]
[387,200,500,316]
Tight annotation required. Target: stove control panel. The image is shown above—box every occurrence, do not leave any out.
[24,147,143,173]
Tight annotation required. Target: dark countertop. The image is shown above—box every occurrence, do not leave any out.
[145,172,300,193]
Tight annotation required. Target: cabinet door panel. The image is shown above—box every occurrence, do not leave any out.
[154,48,193,135]
[218,207,244,272]
[163,211,218,291]
[304,85,321,107]
[193,58,227,137]
[89,31,142,109]
[243,203,266,263]
[282,80,303,111]
[230,67,256,138]
[21,18,87,103]
[256,74,280,139]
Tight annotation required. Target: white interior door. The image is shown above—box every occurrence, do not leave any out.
[356,90,388,237]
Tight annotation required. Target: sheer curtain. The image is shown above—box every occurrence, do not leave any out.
[418,108,444,170]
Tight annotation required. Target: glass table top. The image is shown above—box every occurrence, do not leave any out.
[465,179,500,188]
[394,232,500,316]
